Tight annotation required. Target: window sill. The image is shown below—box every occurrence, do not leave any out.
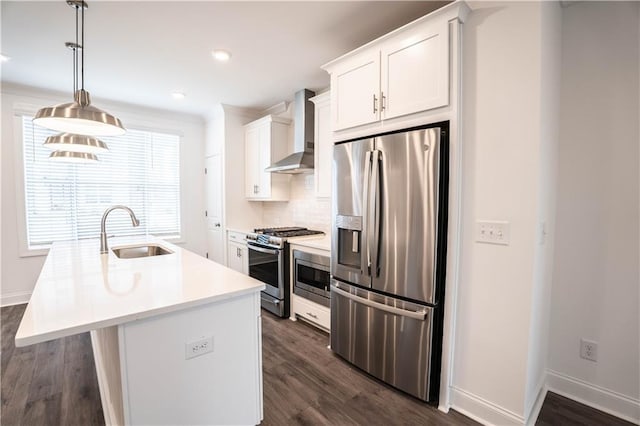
[19,247,50,258]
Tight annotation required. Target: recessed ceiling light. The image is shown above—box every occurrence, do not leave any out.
[0,54,11,62]
[212,49,231,62]
[172,92,186,100]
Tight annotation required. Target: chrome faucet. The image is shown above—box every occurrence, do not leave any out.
[100,205,140,254]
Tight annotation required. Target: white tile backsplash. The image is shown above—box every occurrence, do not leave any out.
[262,174,331,233]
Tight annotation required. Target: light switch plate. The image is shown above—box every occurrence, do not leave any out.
[476,221,510,245]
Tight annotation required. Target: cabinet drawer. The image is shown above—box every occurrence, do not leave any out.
[228,231,247,243]
[293,295,330,331]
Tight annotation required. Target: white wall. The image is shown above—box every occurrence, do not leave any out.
[524,1,562,421]
[1,84,206,306]
[262,174,331,233]
[451,2,548,423]
[547,2,640,422]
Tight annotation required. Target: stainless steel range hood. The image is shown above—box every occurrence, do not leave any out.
[265,89,315,174]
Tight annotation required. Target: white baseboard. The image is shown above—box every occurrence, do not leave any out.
[525,384,548,426]
[450,386,525,425]
[546,369,640,424]
[1,291,31,307]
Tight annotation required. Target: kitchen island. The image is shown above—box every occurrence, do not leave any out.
[15,236,265,425]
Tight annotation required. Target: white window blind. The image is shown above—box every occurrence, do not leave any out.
[21,116,181,249]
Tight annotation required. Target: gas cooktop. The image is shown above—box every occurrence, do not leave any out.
[253,227,324,238]
[247,227,324,248]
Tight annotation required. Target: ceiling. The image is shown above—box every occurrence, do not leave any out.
[1,1,449,119]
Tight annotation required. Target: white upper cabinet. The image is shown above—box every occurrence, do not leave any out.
[381,19,448,120]
[310,91,332,198]
[323,3,468,133]
[331,51,380,130]
[244,115,291,201]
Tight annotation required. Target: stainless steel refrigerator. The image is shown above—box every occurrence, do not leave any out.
[330,123,449,403]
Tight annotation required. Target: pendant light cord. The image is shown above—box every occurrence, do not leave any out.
[74,4,78,94]
[81,0,85,91]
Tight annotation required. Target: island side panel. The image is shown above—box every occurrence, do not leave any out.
[90,326,125,426]
[118,292,263,425]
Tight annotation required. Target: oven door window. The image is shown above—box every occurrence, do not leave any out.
[296,262,330,292]
[248,246,280,289]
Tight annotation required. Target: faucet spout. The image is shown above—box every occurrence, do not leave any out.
[100,205,140,254]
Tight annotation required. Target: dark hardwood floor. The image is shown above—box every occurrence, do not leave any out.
[1,304,635,425]
[1,304,104,426]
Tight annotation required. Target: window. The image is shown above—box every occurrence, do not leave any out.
[21,116,181,249]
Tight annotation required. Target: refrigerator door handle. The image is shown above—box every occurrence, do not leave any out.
[371,149,381,277]
[331,285,428,321]
[362,150,373,276]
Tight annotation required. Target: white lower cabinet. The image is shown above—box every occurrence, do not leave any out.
[227,231,248,274]
[91,292,263,425]
[292,295,330,331]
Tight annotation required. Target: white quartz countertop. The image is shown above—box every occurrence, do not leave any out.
[15,236,265,347]
[289,235,332,252]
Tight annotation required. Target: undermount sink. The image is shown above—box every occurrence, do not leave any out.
[111,244,173,259]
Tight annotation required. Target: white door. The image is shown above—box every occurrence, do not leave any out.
[205,155,224,264]
[331,51,380,131]
[381,20,449,120]
[207,229,224,264]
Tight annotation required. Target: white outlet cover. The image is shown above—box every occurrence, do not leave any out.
[580,338,598,362]
[475,220,510,245]
[185,336,214,360]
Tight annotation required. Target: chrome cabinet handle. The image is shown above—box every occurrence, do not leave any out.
[381,92,386,112]
[215,223,221,227]
[372,94,378,114]
[306,312,318,319]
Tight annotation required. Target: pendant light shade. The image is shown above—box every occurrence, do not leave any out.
[49,150,98,163]
[34,0,125,138]
[43,132,109,154]
[34,90,125,136]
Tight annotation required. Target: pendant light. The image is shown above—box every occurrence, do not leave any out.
[33,0,125,137]
[49,151,98,162]
[43,133,108,154]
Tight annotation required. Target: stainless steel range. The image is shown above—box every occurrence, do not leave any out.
[246,227,324,317]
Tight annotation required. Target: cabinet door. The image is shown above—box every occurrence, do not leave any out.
[227,241,244,273]
[381,19,449,120]
[257,124,272,198]
[314,96,332,198]
[238,245,248,274]
[331,51,380,131]
[245,127,260,198]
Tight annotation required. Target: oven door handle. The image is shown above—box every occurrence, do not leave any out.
[247,243,280,255]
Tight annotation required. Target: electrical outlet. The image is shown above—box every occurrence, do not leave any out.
[476,221,510,245]
[580,338,598,362]
[185,336,214,360]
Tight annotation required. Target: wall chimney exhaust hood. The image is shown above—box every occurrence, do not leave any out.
[265,89,315,174]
